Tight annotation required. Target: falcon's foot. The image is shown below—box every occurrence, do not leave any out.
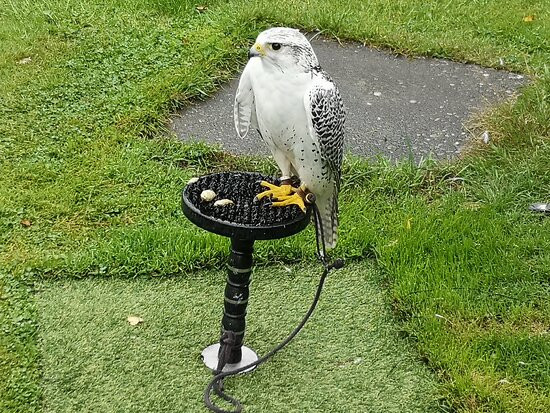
[272,192,306,212]
[256,181,309,213]
[255,181,294,201]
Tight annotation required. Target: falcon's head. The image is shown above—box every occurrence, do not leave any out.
[249,27,319,73]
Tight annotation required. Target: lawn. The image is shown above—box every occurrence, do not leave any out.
[36,263,438,413]
[1,0,549,412]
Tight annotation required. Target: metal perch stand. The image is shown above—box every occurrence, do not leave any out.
[181,171,311,373]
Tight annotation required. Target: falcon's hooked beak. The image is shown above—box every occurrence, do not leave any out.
[248,43,265,59]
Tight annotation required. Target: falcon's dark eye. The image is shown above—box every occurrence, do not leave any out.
[271,43,281,51]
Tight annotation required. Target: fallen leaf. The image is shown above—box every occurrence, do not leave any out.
[405,218,412,230]
[127,316,144,326]
[17,57,32,64]
[196,5,208,12]
[523,15,535,22]
[20,219,32,227]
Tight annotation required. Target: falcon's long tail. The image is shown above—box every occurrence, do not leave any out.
[314,191,339,254]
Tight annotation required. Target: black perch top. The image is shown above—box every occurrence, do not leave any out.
[181,171,312,240]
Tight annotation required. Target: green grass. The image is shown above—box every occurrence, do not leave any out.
[1,0,549,411]
[37,263,438,413]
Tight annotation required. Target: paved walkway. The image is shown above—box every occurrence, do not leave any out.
[169,35,526,161]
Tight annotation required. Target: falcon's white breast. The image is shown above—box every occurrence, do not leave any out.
[234,27,345,249]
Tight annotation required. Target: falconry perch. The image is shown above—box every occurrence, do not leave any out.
[234,27,345,250]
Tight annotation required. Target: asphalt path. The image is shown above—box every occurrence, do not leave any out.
[170,35,526,161]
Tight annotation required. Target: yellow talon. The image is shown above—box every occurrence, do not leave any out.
[256,181,307,213]
[271,193,306,212]
[255,181,293,201]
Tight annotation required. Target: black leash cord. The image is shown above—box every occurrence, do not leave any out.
[203,204,342,413]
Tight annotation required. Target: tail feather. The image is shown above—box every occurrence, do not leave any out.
[314,191,339,254]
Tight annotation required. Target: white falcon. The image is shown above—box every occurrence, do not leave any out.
[234,27,345,249]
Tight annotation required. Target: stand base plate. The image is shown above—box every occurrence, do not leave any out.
[201,344,258,373]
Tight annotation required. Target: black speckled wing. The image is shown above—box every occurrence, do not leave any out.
[305,71,345,188]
